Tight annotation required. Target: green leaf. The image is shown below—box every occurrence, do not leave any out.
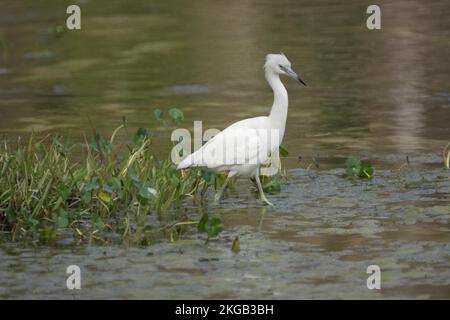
[198,213,209,232]
[154,109,163,121]
[345,157,374,179]
[92,214,105,230]
[168,108,184,124]
[169,175,180,187]
[231,236,240,253]
[134,128,148,145]
[279,146,289,157]
[40,228,56,243]
[359,162,374,179]
[84,177,100,191]
[207,224,223,238]
[139,186,156,199]
[198,213,223,238]
[52,208,69,228]
[93,134,111,155]
[262,176,282,194]
[345,157,362,177]
[97,191,111,203]
[81,190,91,204]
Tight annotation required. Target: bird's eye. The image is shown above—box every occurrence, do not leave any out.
[279,64,284,69]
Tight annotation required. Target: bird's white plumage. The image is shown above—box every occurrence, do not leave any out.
[177,53,304,205]
[178,116,272,176]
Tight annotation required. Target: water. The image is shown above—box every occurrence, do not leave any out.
[0,0,449,299]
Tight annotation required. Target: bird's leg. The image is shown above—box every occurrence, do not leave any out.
[255,173,273,206]
[214,172,234,204]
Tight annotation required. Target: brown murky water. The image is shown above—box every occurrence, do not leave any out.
[0,0,449,299]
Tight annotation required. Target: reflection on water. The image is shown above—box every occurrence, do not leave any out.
[0,0,448,162]
[0,0,449,299]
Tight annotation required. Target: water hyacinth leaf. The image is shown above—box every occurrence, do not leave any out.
[80,191,91,204]
[92,214,105,230]
[262,177,282,194]
[198,214,223,238]
[103,183,114,193]
[360,163,374,179]
[345,157,374,179]
[97,191,112,203]
[107,177,122,191]
[207,216,223,238]
[134,128,148,145]
[169,175,180,187]
[168,108,184,124]
[52,208,69,228]
[59,186,71,199]
[84,177,100,191]
[198,213,209,232]
[345,157,362,177]
[153,109,163,121]
[279,146,289,158]
[40,228,56,243]
[137,195,149,206]
[139,186,157,199]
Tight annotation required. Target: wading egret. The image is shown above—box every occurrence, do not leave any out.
[178,53,306,205]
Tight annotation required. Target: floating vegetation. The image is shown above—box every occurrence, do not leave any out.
[261,176,282,194]
[345,157,374,179]
[231,236,240,253]
[154,107,184,128]
[197,212,224,241]
[0,122,217,245]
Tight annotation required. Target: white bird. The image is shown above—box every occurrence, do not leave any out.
[178,53,306,205]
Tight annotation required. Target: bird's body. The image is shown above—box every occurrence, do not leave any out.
[178,53,306,205]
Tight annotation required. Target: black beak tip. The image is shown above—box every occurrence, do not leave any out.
[298,77,307,86]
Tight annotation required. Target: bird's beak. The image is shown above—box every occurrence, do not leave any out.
[286,67,307,86]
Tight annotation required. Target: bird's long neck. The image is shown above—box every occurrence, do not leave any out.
[266,71,288,142]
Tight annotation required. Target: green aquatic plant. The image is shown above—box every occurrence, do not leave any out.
[279,145,289,157]
[198,212,223,241]
[231,236,240,253]
[345,157,374,179]
[0,125,214,244]
[261,176,282,194]
[153,107,184,128]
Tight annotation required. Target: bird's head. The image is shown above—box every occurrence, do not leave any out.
[264,53,306,86]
